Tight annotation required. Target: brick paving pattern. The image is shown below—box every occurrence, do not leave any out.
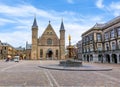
[0,60,120,87]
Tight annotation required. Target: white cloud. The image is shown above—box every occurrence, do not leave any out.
[110,2,120,9]
[0,3,105,47]
[95,1,120,17]
[109,2,120,16]
[0,4,60,20]
[0,18,15,26]
[96,0,104,9]
[0,31,31,47]
[67,0,74,4]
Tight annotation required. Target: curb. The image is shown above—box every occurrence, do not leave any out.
[38,65,112,71]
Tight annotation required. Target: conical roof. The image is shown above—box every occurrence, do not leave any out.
[60,19,65,30]
[32,17,38,28]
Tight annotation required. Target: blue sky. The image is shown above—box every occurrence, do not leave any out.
[0,0,120,47]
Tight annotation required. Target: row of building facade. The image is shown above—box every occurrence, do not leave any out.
[0,40,27,60]
[77,16,120,64]
[2,16,120,63]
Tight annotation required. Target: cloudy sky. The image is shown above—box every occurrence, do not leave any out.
[0,0,120,47]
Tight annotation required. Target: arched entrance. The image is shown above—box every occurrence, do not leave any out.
[90,55,93,61]
[106,54,110,63]
[87,55,89,62]
[83,55,86,61]
[46,49,53,60]
[98,54,103,63]
[119,55,120,62]
[112,54,117,63]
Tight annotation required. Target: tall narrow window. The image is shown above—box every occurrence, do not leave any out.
[106,44,109,51]
[119,41,120,49]
[110,30,114,38]
[89,34,93,41]
[86,36,89,42]
[0,50,2,54]
[105,32,109,40]
[98,44,102,51]
[40,49,43,57]
[112,42,116,50]
[90,45,93,51]
[56,50,58,57]
[117,27,120,36]
[4,47,6,50]
[47,38,52,45]
[97,33,101,41]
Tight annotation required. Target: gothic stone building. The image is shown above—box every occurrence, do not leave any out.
[31,18,65,60]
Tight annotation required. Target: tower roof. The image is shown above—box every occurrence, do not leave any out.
[60,19,65,30]
[32,16,38,28]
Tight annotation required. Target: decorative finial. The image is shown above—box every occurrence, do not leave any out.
[34,13,36,17]
[49,20,51,24]
[62,17,63,22]
[60,18,65,30]
[32,14,38,27]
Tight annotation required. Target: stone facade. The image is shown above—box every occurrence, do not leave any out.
[82,16,120,64]
[76,40,82,60]
[16,46,25,59]
[25,42,31,60]
[0,41,17,60]
[31,18,65,60]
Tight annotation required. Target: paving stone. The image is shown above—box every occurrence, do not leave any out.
[0,60,120,87]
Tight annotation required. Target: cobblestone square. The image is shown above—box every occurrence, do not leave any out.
[0,60,120,87]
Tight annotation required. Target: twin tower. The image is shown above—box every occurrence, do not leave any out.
[31,17,65,60]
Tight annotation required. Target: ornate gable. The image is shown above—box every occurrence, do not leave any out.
[38,23,59,46]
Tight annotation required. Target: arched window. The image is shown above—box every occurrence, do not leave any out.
[40,49,43,57]
[47,38,52,45]
[56,50,58,57]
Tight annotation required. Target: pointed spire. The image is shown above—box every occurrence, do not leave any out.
[32,15,38,28]
[60,18,65,30]
[49,20,51,24]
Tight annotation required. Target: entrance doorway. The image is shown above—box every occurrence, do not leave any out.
[106,54,110,63]
[90,55,93,61]
[112,54,117,63]
[98,54,103,63]
[87,55,89,62]
[46,49,53,60]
